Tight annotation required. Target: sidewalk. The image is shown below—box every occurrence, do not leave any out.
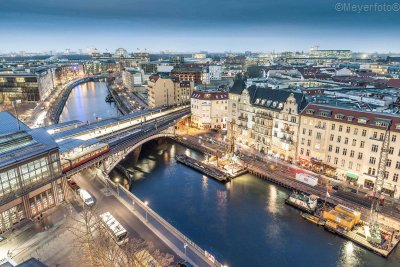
[0,203,83,266]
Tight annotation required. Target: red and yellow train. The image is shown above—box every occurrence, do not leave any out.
[61,143,109,173]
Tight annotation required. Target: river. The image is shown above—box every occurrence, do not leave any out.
[59,81,121,123]
[59,85,399,267]
[111,141,400,267]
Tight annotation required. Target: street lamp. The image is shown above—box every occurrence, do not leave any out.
[184,243,188,256]
[144,201,149,222]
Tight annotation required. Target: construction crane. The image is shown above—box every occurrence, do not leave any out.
[368,123,391,244]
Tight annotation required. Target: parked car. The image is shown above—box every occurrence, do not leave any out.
[67,179,80,192]
[177,260,194,267]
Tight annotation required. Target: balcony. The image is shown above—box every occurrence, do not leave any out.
[280,136,294,144]
[281,128,294,135]
[315,125,326,129]
[238,116,248,122]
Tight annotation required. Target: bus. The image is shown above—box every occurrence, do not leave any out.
[99,212,128,245]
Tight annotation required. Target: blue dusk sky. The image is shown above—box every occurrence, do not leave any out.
[0,0,399,53]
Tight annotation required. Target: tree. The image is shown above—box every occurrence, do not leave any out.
[67,206,174,267]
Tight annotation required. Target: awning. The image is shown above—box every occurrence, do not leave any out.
[346,172,359,180]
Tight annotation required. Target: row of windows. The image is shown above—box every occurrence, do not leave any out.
[0,154,59,198]
[299,149,399,183]
[302,122,397,142]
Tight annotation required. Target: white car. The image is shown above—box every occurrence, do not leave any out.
[79,189,95,206]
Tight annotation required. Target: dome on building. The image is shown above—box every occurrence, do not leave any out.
[114,48,128,58]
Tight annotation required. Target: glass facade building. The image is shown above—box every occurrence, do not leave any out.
[0,112,64,234]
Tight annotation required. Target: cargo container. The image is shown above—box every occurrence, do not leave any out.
[295,173,318,187]
[335,204,361,225]
[323,210,355,230]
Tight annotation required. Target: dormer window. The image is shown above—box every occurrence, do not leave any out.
[278,103,283,109]
[358,117,368,124]
[347,116,354,122]
[272,101,277,107]
[267,100,272,106]
[261,99,266,105]
[335,114,344,120]
[255,98,260,104]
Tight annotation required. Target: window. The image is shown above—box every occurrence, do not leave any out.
[387,159,392,167]
[349,161,353,169]
[368,168,376,176]
[308,130,312,136]
[372,131,378,139]
[350,150,355,157]
[300,148,304,155]
[328,145,333,152]
[331,124,336,130]
[307,140,311,146]
[302,128,306,135]
[330,134,334,141]
[371,145,379,153]
[352,139,356,146]
[343,149,347,156]
[360,141,365,148]
[316,132,321,140]
[393,173,399,182]
[354,128,358,135]
[389,147,394,155]
[337,136,341,143]
[344,137,349,145]
[358,152,363,160]
[341,159,345,167]
[339,126,343,132]
[379,133,384,141]
[392,135,397,142]
[396,161,400,169]
[335,147,340,153]
[334,157,338,165]
[327,156,331,163]
[369,157,376,165]
[301,138,305,145]
[362,129,367,137]
[306,149,310,156]
[346,126,350,133]
[384,171,389,179]
[356,164,361,171]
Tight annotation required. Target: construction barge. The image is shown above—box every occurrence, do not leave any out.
[176,154,229,182]
[286,192,400,257]
[175,154,248,182]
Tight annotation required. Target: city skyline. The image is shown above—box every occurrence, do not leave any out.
[1,0,400,53]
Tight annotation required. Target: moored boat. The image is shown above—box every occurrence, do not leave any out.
[285,192,319,214]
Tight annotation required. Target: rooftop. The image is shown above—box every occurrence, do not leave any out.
[191,91,228,100]
[0,112,59,169]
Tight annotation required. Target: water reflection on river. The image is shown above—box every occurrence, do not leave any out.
[59,81,120,123]
[110,140,400,267]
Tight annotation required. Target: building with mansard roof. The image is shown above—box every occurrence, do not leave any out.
[228,77,307,161]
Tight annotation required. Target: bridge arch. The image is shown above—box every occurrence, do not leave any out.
[103,132,176,173]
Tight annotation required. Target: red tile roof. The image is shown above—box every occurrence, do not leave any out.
[387,79,400,88]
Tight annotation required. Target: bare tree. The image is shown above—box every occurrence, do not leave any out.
[67,206,174,267]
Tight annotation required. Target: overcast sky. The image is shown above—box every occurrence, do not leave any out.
[0,0,399,53]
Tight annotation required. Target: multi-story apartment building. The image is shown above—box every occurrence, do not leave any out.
[0,112,65,233]
[171,67,209,85]
[297,104,400,198]
[190,91,229,130]
[147,75,194,108]
[208,65,222,81]
[0,68,55,105]
[228,78,307,161]
[122,68,144,90]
